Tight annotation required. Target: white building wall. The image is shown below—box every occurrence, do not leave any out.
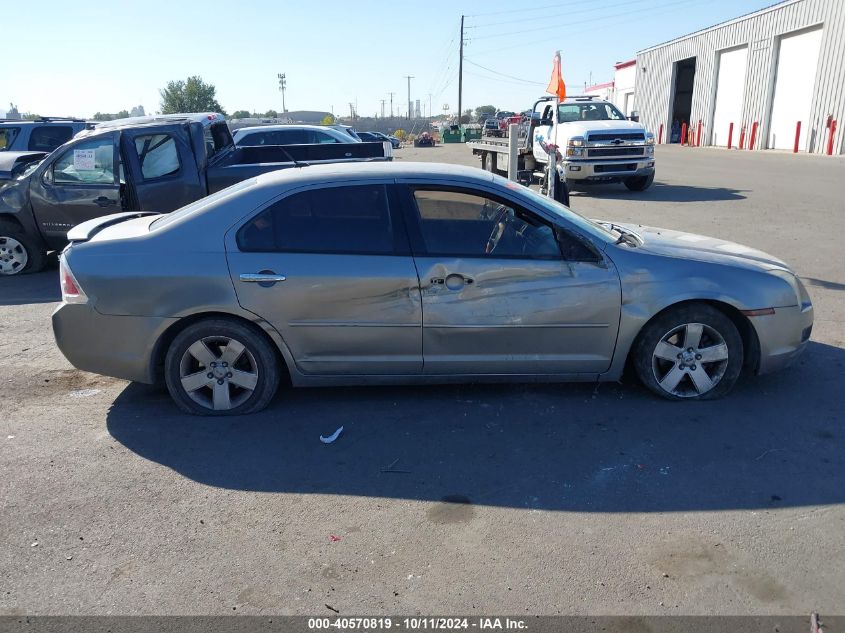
[613,64,637,116]
[635,0,845,154]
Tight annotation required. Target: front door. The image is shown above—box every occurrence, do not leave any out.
[401,186,621,375]
[29,132,121,244]
[226,182,423,375]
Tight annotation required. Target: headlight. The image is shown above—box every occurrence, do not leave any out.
[796,276,812,311]
[645,145,655,155]
[646,133,655,145]
[567,137,585,147]
[566,147,584,157]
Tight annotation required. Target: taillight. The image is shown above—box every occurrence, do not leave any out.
[59,254,88,304]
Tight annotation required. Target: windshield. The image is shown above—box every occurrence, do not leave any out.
[0,126,21,151]
[150,178,257,230]
[558,102,626,122]
[505,179,617,243]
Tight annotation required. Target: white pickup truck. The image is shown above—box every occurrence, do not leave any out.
[468,95,655,199]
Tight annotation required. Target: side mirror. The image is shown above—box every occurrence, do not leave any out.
[629,111,640,122]
[554,227,603,263]
[540,118,553,127]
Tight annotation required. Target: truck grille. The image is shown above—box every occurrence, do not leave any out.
[587,132,645,142]
[594,163,637,173]
[588,147,644,157]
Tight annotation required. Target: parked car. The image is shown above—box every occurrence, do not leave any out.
[233,124,356,146]
[0,113,391,275]
[413,132,436,147]
[358,131,401,149]
[363,131,401,149]
[0,117,92,153]
[328,124,362,142]
[52,162,813,415]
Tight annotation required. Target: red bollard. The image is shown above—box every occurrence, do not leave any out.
[827,120,837,155]
[658,123,663,145]
[696,120,702,147]
[727,122,734,149]
[749,121,758,150]
[739,125,746,150]
[681,122,687,146]
[793,121,801,153]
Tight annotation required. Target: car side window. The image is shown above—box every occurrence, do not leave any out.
[52,136,115,185]
[411,189,560,259]
[238,185,397,255]
[29,126,73,152]
[314,131,340,144]
[0,126,21,150]
[133,134,180,179]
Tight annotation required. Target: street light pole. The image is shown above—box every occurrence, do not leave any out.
[404,76,414,120]
[277,73,287,113]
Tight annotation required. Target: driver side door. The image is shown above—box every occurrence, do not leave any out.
[399,185,621,375]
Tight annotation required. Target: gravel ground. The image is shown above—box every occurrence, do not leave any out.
[1,144,843,615]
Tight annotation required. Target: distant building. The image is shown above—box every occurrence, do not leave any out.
[5,103,21,120]
[283,110,332,124]
[584,81,613,101]
[635,0,844,153]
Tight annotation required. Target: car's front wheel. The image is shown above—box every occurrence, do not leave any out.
[164,318,280,416]
[624,173,655,191]
[0,220,46,276]
[633,304,744,400]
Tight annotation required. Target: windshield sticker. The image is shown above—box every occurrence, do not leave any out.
[73,149,96,170]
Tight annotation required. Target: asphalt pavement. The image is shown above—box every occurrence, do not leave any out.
[1,144,843,615]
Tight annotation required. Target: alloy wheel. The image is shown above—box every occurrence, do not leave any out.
[178,336,259,411]
[651,322,729,398]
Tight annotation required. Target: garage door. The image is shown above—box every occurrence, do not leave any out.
[768,27,823,151]
[711,46,748,147]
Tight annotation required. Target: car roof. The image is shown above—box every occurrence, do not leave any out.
[252,161,494,189]
[234,124,338,134]
[93,113,224,131]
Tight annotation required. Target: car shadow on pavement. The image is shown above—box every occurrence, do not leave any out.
[802,277,845,292]
[571,182,747,203]
[106,340,843,513]
[0,267,60,306]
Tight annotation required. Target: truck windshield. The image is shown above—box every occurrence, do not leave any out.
[558,102,626,123]
[0,126,21,150]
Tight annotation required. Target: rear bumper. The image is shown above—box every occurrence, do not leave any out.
[753,305,814,375]
[563,158,655,182]
[52,302,177,384]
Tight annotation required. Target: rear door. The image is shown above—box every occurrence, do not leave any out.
[399,184,621,375]
[28,132,122,243]
[119,124,205,212]
[226,182,423,375]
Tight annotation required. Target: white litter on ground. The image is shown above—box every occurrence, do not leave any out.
[70,389,101,399]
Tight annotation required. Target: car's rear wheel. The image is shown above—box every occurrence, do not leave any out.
[633,304,743,400]
[624,173,655,191]
[0,220,46,276]
[164,319,280,416]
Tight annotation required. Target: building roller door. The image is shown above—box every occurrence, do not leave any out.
[711,46,748,147]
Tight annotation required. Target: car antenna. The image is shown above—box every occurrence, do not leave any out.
[276,146,309,168]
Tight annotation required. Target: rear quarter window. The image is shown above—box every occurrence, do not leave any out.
[133,134,180,179]
[29,126,73,151]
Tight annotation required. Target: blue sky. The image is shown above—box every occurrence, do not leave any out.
[3,0,779,119]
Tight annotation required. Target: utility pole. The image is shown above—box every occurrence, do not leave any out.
[458,15,464,125]
[404,76,414,120]
[277,73,287,113]
[427,93,432,121]
[380,99,386,119]
[388,92,395,118]
[348,102,355,122]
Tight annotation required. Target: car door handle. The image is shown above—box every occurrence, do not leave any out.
[93,196,117,207]
[431,274,474,287]
[240,273,287,283]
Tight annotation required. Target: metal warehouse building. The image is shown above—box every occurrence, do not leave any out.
[635,0,845,154]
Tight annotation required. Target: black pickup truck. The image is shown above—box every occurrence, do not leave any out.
[0,113,390,275]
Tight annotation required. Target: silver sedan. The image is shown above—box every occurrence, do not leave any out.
[52,162,813,415]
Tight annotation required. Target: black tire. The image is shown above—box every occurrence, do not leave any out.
[624,173,655,191]
[164,318,280,416]
[0,219,47,276]
[633,303,743,401]
[483,151,497,173]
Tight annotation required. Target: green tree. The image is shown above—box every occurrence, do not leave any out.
[231,110,251,119]
[475,105,496,117]
[460,109,473,124]
[159,76,226,115]
[92,112,114,121]
[264,109,278,118]
[115,110,130,119]
[320,114,335,125]
[22,113,41,120]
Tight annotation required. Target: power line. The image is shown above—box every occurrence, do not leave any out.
[469,0,698,56]
[464,59,545,86]
[470,0,697,40]
[464,0,583,19]
[466,0,652,29]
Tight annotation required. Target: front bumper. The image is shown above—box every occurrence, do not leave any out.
[52,302,177,384]
[752,304,814,375]
[563,158,655,182]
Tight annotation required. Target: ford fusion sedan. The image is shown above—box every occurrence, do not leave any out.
[52,162,813,415]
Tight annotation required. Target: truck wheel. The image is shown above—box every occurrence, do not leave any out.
[0,220,46,276]
[483,152,497,173]
[624,173,655,191]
